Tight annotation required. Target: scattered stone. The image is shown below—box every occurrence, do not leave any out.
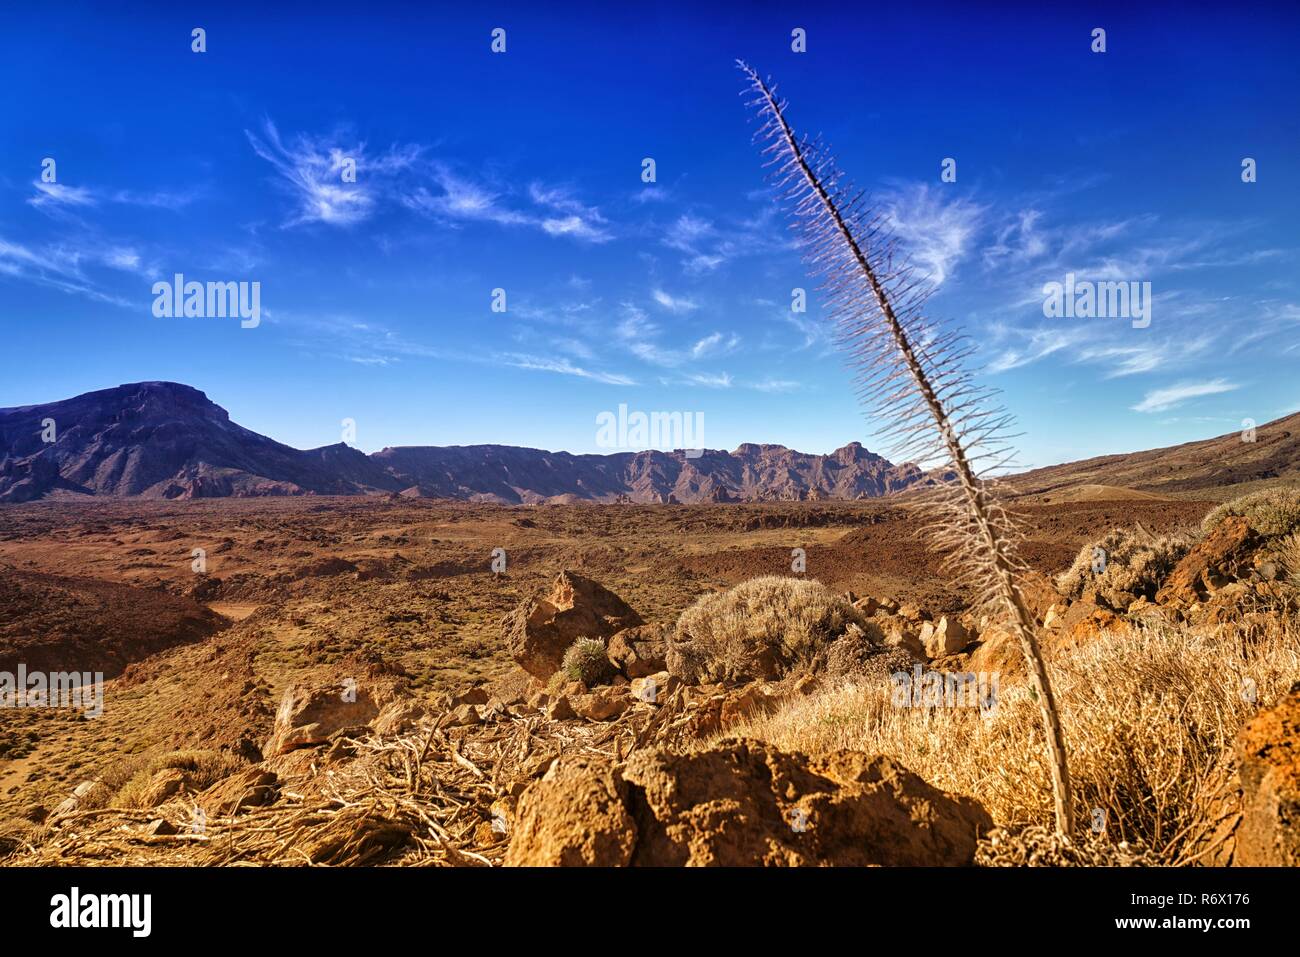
[920,616,972,659]
[546,696,577,721]
[571,685,632,721]
[880,617,925,660]
[144,818,178,837]
[439,703,483,728]
[450,687,490,707]
[630,671,676,704]
[371,698,427,736]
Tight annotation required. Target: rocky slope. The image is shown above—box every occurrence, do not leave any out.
[0,382,919,504]
[1009,411,1300,498]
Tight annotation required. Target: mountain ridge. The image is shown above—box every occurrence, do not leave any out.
[0,382,921,504]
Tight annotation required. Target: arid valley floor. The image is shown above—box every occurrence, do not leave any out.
[3,479,1297,867]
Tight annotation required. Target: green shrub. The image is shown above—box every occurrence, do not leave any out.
[561,638,615,687]
[1202,487,1300,538]
[1057,527,1194,610]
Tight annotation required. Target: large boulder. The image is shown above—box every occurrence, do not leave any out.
[1233,683,1300,866]
[505,739,992,866]
[1156,516,1257,605]
[503,571,643,679]
[263,681,383,757]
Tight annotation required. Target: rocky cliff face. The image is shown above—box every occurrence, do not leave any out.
[374,441,920,504]
[0,382,920,504]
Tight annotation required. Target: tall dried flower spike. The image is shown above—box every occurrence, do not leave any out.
[737,61,1075,837]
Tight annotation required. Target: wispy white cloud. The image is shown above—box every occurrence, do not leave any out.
[690,331,739,359]
[1131,378,1239,413]
[751,378,802,393]
[29,181,96,208]
[0,234,148,306]
[246,118,420,227]
[500,353,634,385]
[652,288,698,313]
[403,167,611,243]
[883,183,985,285]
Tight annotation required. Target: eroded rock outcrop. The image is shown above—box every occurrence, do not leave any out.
[505,739,992,866]
[502,571,643,679]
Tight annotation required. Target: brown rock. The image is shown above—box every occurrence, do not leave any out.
[852,596,881,616]
[607,625,667,678]
[571,685,632,721]
[1157,516,1257,605]
[439,703,483,728]
[507,739,993,866]
[450,687,490,707]
[371,698,427,736]
[546,696,577,721]
[1234,683,1300,866]
[920,616,972,659]
[144,818,178,837]
[264,682,382,757]
[630,671,677,704]
[879,615,924,660]
[502,571,643,679]
[503,756,637,866]
[898,603,928,622]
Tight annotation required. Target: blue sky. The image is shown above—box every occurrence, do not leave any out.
[2,1,1298,470]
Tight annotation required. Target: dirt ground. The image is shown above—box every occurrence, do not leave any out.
[0,494,1214,822]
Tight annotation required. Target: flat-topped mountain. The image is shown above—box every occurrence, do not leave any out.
[0,382,400,502]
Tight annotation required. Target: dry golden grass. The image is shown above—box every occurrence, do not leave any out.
[733,616,1300,863]
[1278,531,1300,589]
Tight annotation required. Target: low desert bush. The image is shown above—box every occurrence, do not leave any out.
[1057,526,1194,609]
[108,749,243,810]
[560,638,615,687]
[668,575,866,683]
[732,616,1300,864]
[1202,486,1300,538]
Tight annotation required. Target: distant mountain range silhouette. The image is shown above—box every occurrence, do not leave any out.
[0,382,923,503]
